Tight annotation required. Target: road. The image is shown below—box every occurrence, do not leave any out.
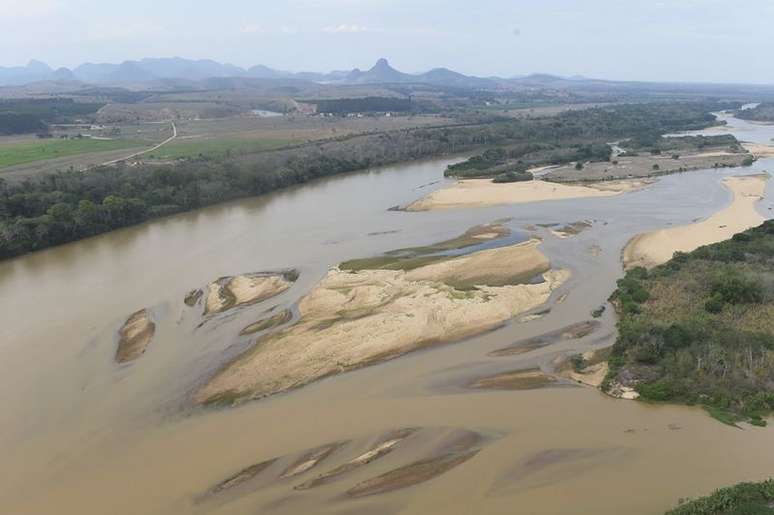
[100,121,177,166]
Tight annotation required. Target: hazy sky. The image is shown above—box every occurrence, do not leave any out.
[2,0,774,83]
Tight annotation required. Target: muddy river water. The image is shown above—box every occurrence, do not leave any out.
[1,115,774,515]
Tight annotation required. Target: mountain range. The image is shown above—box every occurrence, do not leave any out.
[4,57,774,98]
[0,57,512,89]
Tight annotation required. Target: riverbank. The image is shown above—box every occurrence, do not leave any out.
[623,174,769,269]
[609,221,774,426]
[195,237,569,405]
[405,178,650,211]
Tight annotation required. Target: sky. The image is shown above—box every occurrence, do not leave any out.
[2,0,774,83]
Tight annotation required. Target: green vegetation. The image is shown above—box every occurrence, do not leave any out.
[622,134,741,154]
[340,224,510,272]
[736,103,774,123]
[605,222,774,425]
[443,102,733,179]
[148,138,294,160]
[0,138,147,168]
[667,479,774,515]
[0,101,735,259]
[0,98,105,135]
[493,170,533,183]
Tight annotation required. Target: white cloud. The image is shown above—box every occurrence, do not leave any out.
[323,24,372,33]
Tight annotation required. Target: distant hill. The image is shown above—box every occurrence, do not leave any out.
[0,57,510,89]
[3,56,774,99]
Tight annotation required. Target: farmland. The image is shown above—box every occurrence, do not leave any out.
[0,137,148,168]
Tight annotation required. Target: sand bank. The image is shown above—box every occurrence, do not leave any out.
[406,178,652,211]
[405,179,632,211]
[115,309,155,363]
[742,142,774,158]
[202,271,297,315]
[195,240,568,405]
[201,427,484,503]
[623,174,769,269]
[240,309,293,336]
[468,368,558,391]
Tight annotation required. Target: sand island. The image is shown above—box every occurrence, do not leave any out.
[195,224,569,405]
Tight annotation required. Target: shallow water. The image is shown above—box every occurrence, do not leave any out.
[0,118,773,515]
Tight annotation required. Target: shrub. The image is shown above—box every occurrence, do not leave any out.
[638,380,674,401]
[705,293,725,313]
[711,271,764,304]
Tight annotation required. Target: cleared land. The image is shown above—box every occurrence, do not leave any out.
[0,137,148,168]
[544,152,748,182]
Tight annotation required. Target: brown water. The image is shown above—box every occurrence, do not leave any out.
[1,119,774,515]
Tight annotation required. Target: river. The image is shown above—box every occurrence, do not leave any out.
[1,116,773,515]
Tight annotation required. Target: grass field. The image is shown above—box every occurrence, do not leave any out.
[147,137,295,160]
[0,138,148,168]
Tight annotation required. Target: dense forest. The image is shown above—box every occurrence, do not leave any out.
[621,134,742,154]
[0,98,105,135]
[444,103,736,178]
[605,221,774,426]
[736,103,774,122]
[0,101,737,259]
[667,479,774,515]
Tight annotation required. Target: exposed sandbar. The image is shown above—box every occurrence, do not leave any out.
[195,239,568,405]
[115,309,155,363]
[295,428,417,490]
[742,142,774,158]
[623,174,769,269]
[345,429,484,498]
[239,309,293,336]
[405,179,632,211]
[489,320,600,357]
[203,270,297,315]
[468,368,557,391]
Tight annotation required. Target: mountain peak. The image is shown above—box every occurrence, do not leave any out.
[27,59,51,72]
[371,58,392,71]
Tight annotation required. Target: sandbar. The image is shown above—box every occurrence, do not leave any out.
[405,178,647,211]
[623,174,769,269]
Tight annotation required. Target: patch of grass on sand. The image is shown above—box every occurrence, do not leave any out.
[0,138,148,167]
[340,255,445,272]
[148,138,294,160]
[341,223,511,272]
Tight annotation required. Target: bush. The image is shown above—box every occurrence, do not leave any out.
[711,271,764,304]
[705,293,725,313]
[638,380,674,401]
[667,479,774,515]
[492,171,533,183]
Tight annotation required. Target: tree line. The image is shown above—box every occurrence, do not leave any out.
[0,101,738,259]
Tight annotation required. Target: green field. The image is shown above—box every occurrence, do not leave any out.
[0,138,148,168]
[147,138,295,160]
